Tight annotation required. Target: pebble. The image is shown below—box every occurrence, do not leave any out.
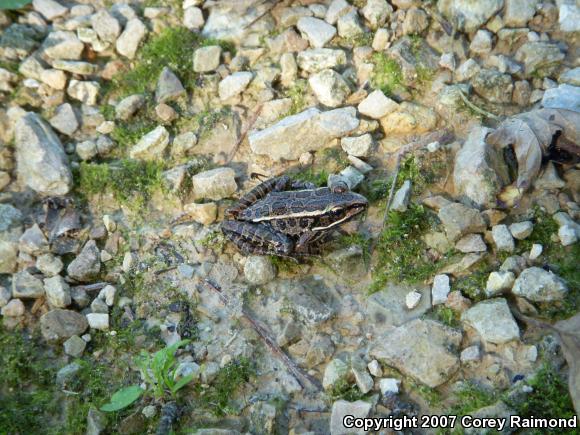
[340,134,373,157]
[529,243,543,260]
[63,335,86,357]
[193,46,222,73]
[460,345,481,363]
[491,224,515,252]
[86,313,110,330]
[509,221,533,239]
[432,274,450,305]
[367,359,382,377]
[1,298,25,317]
[558,225,578,246]
[44,275,72,308]
[379,378,401,395]
[244,256,276,285]
[485,271,515,297]
[357,89,398,119]
[405,290,422,309]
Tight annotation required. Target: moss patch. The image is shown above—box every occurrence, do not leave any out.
[450,381,496,415]
[283,79,308,116]
[371,53,404,96]
[327,378,367,402]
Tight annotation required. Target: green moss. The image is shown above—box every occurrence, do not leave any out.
[290,168,329,187]
[110,115,158,149]
[109,27,201,97]
[199,230,227,251]
[283,79,308,115]
[0,59,19,73]
[506,363,575,430]
[409,380,442,407]
[77,159,167,210]
[175,107,232,141]
[199,358,254,416]
[450,382,496,415]
[327,378,367,402]
[269,255,301,275]
[453,265,490,302]
[201,37,237,56]
[371,53,404,96]
[370,204,445,293]
[431,306,460,328]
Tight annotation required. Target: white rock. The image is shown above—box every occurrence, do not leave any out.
[297,48,347,73]
[379,378,400,395]
[492,225,515,252]
[362,0,392,29]
[529,243,543,260]
[325,0,351,25]
[183,202,217,225]
[1,299,25,317]
[98,285,117,306]
[49,103,78,136]
[330,400,372,435]
[116,18,147,59]
[244,256,276,285]
[337,8,364,39]
[218,72,253,101]
[33,0,68,20]
[308,68,350,107]
[91,9,121,43]
[191,167,237,201]
[297,17,337,48]
[323,358,349,390]
[559,2,580,32]
[357,89,398,119]
[341,134,373,157]
[372,28,390,51]
[509,221,533,240]
[76,140,98,161]
[460,345,481,363]
[485,271,515,297]
[439,52,455,70]
[40,69,67,90]
[367,360,382,377]
[44,275,71,308]
[455,234,487,253]
[461,298,520,344]
[432,274,450,305]
[352,366,374,394]
[67,80,100,105]
[470,30,493,54]
[183,6,204,29]
[558,225,578,246]
[405,290,422,309]
[129,126,169,160]
[455,59,480,82]
[512,267,568,302]
[43,31,84,60]
[391,180,412,212]
[86,313,109,330]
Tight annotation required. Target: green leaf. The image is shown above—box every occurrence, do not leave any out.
[0,0,32,10]
[100,385,143,412]
[171,373,194,394]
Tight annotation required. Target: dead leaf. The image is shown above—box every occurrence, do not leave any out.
[486,108,580,192]
[555,313,580,418]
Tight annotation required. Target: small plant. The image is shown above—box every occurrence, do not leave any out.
[431,306,460,328]
[337,233,372,265]
[450,381,496,415]
[101,340,194,412]
[284,79,308,115]
[371,53,404,96]
[327,378,367,402]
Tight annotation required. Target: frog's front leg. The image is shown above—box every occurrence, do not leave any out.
[221,220,295,257]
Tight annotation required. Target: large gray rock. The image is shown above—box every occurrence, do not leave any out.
[249,107,359,161]
[40,309,88,341]
[91,9,121,43]
[67,240,101,282]
[462,298,519,344]
[438,0,504,33]
[43,31,84,60]
[542,84,580,112]
[438,203,486,242]
[14,113,72,196]
[472,69,514,104]
[193,45,222,73]
[371,318,462,387]
[453,126,509,207]
[512,267,568,302]
[515,42,565,78]
[365,283,431,326]
[12,270,45,299]
[191,168,237,200]
[296,17,336,48]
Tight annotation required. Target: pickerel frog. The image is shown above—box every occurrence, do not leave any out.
[222,175,368,257]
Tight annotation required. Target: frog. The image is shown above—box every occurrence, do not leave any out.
[221,175,368,257]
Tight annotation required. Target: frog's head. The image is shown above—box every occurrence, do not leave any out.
[313,184,368,230]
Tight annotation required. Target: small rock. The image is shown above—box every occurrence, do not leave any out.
[558,225,578,246]
[439,52,455,71]
[183,6,204,30]
[1,299,25,317]
[367,360,382,377]
[171,132,198,157]
[183,202,217,225]
[67,80,100,105]
[86,407,107,435]
[296,48,347,73]
[432,274,450,305]
[156,67,186,104]
[191,168,237,201]
[309,68,350,108]
[13,270,45,299]
[372,28,390,51]
[362,0,392,29]
[116,18,147,59]
[193,45,222,73]
[76,140,98,161]
[515,42,565,78]
[340,134,373,157]
[500,255,527,274]
[43,31,84,60]
[492,225,515,252]
[560,68,580,86]
[44,275,71,308]
[455,59,480,82]
[67,240,101,282]
[115,94,146,120]
[504,0,539,27]
[485,271,515,297]
[91,9,121,43]
[63,335,86,357]
[379,378,400,395]
[535,161,566,190]
[244,256,276,285]
[99,285,117,306]
[402,7,429,35]
[49,103,79,136]
[218,72,253,101]
[323,358,349,390]
[330,400,372,435]
[297,17,336,48]
[129,125,169,160]
[337,9,364,39]
[405,290,422,309]
[391,180,412,212]
[86,313,109,330]
[122,251,137,273]
[455,234,487,253]
[40,69,67,90]
[529,244,543,260]
[0,286,11,307]
[352,365,374,394]
[380,102,437,135]
[325,0,351,25]
[33,0,68,21]
[40,309,88,340]
[470,30,493,54]
[337,166,364,190]
[509,221,533,240]
[446,291,472,313]
[438,0,504,33]
[461,298,519,344]
[438,203,486,242]
[19,224,49,255]
[512,267,568,302]
[460,345,481,363]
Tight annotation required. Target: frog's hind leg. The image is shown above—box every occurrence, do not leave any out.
[225,176,294,218]
[221,220,294,257]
